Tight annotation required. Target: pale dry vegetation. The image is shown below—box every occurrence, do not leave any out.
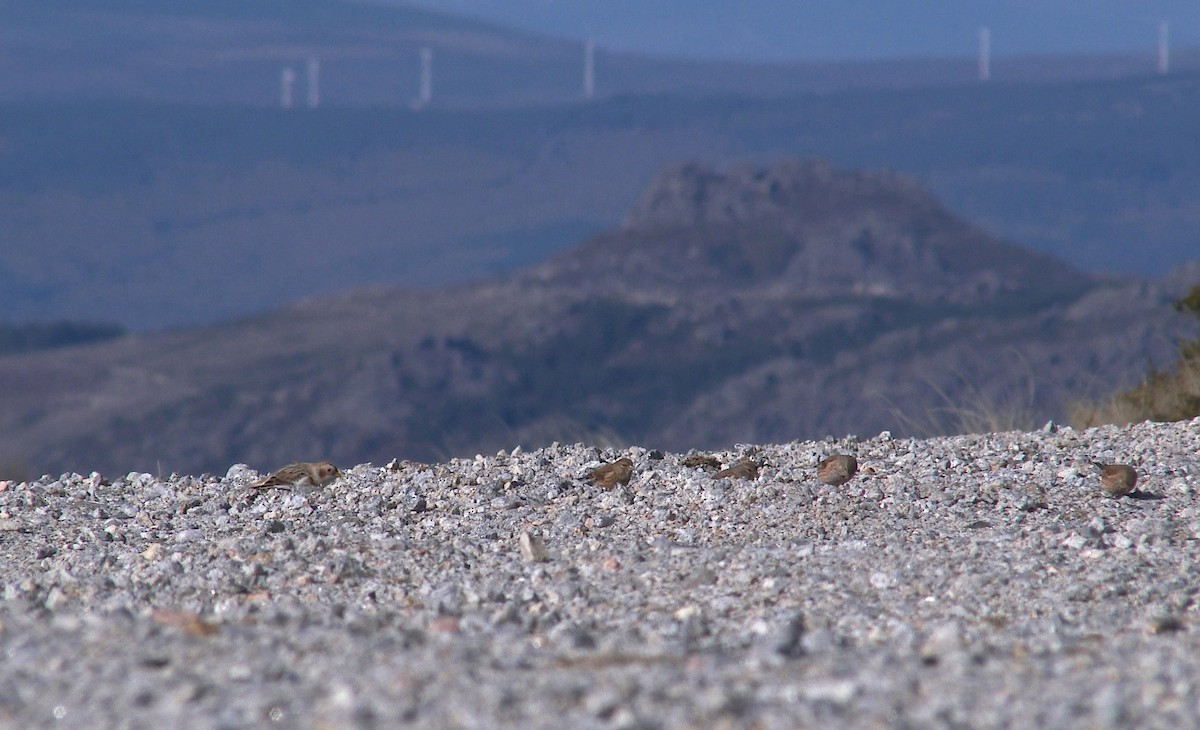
[1071,283,1200,428]
[889,371,1041,438]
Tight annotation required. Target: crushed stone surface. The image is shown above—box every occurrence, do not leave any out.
[2,419,1199,728]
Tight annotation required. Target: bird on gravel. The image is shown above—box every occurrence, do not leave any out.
[816,454,858,486]
[586,457,634,489]
[251,461,342,489]
[1092,462,1138,497]
[714,458,760,481]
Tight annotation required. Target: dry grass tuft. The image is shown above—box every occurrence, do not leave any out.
[887,359,1041,438]
[1070,283,1200,428]
[1070,354,1200,427]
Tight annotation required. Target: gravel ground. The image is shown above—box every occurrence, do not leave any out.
[1,418,1199,728]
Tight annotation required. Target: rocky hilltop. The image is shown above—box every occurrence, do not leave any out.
[5,75,1200,330]
[548,159,1086,303]
[623,160,935,230]
[0,160,1191,477]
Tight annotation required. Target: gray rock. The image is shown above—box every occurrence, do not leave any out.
[1,420,1199,727]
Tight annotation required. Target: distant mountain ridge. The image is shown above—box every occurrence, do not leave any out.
[621,161,937,231]
[0,159,1189,477]
[3,0,1198,108]
[403,0,1200,62]
[3,71,1198,331]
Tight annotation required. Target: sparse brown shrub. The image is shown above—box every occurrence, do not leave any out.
[1071,283,1200,427]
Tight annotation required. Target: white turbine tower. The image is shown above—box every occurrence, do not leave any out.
[280,66,296,108]
[978,27,991,82]
[307,56,320,109]
[583,40,595,99]
[415,47,433,109]
[1158,20,1170,74]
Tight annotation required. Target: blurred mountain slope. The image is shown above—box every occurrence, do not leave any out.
[0,160,1188,476]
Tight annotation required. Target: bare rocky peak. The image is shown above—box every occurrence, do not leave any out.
[621,159,934,231]
[540,158,1089,304]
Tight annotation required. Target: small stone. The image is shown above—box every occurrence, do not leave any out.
[43,587,67,610]
[584,688,621,719]
[551,624,596,650]
[225,464,255,481]
[1062,533,1090,550]
[771,612,806,659]
[518,530,550,563]
[801,678,858,704]
[920,622,964,662]
[150,609,219,637]
[1017,484,1048,511]
[869,571,897,589]
[1094,684,1128,727]
[1057,466,1081,481]
[1065,585,1092,602]
[1147,615,1185,635]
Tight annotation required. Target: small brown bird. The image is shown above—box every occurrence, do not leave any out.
[586,457,634,489]
[1094,462,1138,497]
[817,454,858,486]
[251,461,342,489]
[714,458,759,480]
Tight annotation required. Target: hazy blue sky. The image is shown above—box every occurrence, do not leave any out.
[401,1,1198,61]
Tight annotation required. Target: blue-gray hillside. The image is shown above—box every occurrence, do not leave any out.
[0,160,1189,477]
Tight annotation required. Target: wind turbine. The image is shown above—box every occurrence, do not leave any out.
[1158,20,1170,74]
[280,66,296,108]
[413,47,433,110]
[583,40,595,99]
[307,56,320,108]
[978,27,990,82]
